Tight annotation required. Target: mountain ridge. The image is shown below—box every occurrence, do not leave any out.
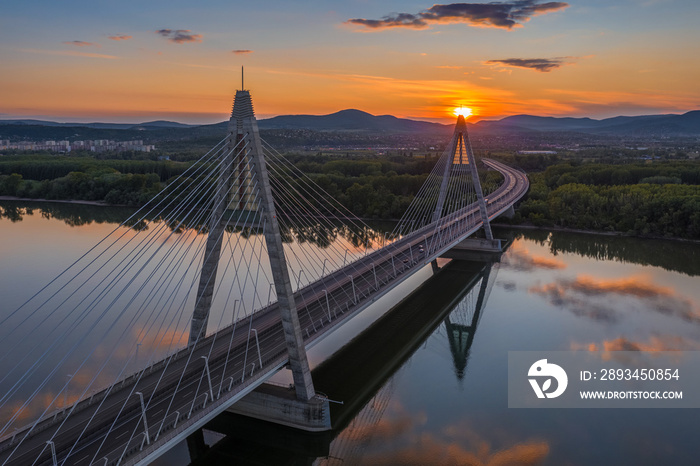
[257,109,450,133]
[0,120,196,130]
[2,110,699,136]
[475,111,700,135]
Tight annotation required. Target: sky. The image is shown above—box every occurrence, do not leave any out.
[1,0,699,124]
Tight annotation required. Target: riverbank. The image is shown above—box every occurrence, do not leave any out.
[0,196,123,207]
[491,221,700,244]
[2,196,698,245]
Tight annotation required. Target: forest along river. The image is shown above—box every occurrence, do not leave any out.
[1,200,700,465]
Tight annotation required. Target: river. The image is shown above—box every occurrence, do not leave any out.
[1,200,700,465]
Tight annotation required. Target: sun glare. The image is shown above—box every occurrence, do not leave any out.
[453,106,473,118]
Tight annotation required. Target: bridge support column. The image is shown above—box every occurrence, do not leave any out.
[190,139,236,344]
[189,88,316,402]
[440,238,504,262]
[226,383,331,432]
[500,204,516,219]
[235,90,316,401]
[432,114,493,240]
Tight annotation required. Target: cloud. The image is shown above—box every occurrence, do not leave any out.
[346,1,569,31]
[499,281,517,291]
[566,275,674,299]
[363,432,550,465]
[0,391,60,427]
[328,396,550,466]
[485,57,572,72]
[232,49,253,55]
[529,274,700,324]
[543,88,696,116]
[264,68,515,113]
[502,242,567,271]
[347,411,427,442]
[63,41,98,47]
[108,34,132,41]
[156,29,203,44]
[571,335,700,366]
[572,335,700,353]
[529,281,620,323]
[132,326,188,353]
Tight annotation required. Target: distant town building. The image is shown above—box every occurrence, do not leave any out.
[0,139,155,153]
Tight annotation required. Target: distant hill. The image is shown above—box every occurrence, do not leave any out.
[0,111,449,134]
[0,119,194,130]
[257,109,450,133]
[132,120,196,129]
[474,111,700,136]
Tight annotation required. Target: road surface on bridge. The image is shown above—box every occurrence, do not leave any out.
[0,158,527,466]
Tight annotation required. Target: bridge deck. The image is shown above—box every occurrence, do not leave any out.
[0,158,527,466]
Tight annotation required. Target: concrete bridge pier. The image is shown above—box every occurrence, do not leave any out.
[226,383,331,432]
[499,204,516,219]
[440,237,505,262]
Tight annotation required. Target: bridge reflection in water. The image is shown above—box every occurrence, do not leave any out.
[182,256,500,465]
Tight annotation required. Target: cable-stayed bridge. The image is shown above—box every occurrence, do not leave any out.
[193,259,499,465]
[0,88,527,466]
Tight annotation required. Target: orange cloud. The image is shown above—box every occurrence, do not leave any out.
[132,326,189,356]
[568,275,674,298]
[530,274,700,324]
[503,241,567,271]
[0,391,59,427]
[346,411,426,443]
[363,430,550,466]
[544,88,696,115]
[570,335,700,365]
[264,69,518,119]
[530,281,619,323]
[108,34,132,41]
[329,396,550,466]
[232,49,253,55]
[572,335,700,353]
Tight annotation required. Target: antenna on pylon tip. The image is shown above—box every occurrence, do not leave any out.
[241,66,244,91]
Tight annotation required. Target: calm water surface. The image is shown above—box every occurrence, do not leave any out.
[2,201,700,465]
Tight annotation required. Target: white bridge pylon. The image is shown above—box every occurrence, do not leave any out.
[433,114,493,240]
[191,88,315,401]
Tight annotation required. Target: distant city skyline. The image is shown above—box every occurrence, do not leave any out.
[1,0,699,124]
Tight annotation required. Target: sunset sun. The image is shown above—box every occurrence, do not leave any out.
[453,106,473,118]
